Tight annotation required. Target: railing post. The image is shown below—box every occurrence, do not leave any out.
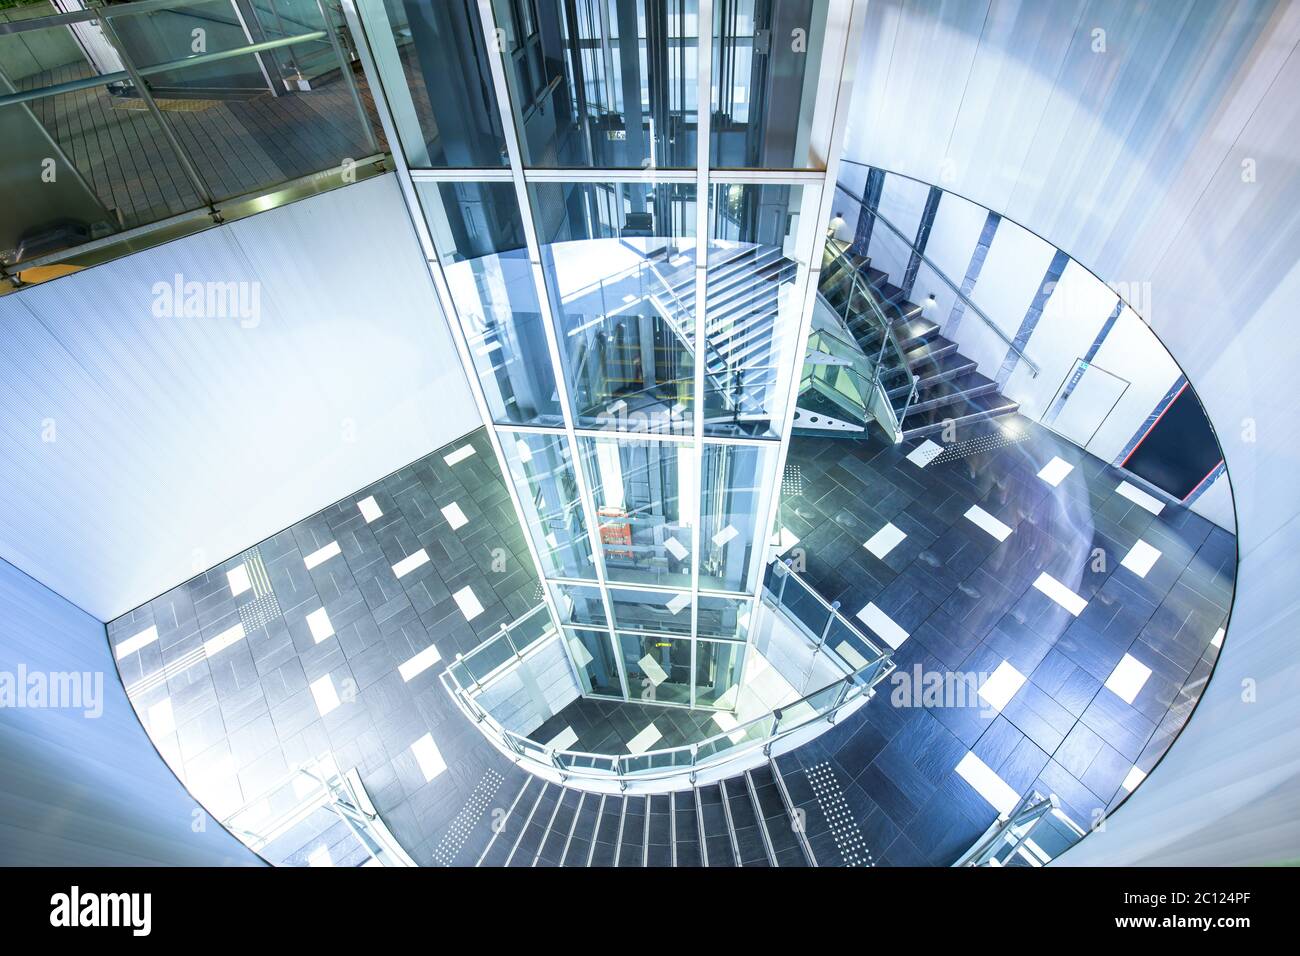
[873,318,889,388]
[818,601,839,648]
[315,0,380,153]
[95,15,216,213]
[776,559,791,604]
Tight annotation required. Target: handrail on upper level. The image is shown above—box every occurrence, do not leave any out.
[832,168,1040,378]
[1,0,379,285]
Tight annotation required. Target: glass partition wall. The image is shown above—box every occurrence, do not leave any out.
[0,0,384,279]
[344,0,860,711]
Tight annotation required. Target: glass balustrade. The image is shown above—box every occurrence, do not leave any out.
[443,603,557,692]
[441,562,894,784]
[0,0,384,280]
[808,240,919,435]
[490,0,700,170]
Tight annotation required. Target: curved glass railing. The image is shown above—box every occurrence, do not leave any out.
[441,565,894,785]
[953,790,1087,867]
[442,603,555,692]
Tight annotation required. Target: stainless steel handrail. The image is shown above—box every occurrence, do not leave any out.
[440,564,894,785]
[0,31,328,108]
[832,179,1041,377]
[448,659,882,784]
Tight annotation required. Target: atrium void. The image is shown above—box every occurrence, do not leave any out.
[4,0,1293,886]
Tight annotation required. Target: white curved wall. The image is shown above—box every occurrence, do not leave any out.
[845,0,1300,864]
[0,556,261,865]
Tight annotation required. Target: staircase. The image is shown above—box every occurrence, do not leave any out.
[651,243,798,428]
[468,760,818,867]
[806,242,1020,441]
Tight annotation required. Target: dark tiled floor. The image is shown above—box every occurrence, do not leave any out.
[530,696,722,754]
[774,415,1234,864]
[107,428,540,865]
[107,413,1236,867]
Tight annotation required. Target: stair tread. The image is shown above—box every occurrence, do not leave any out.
[477,777,537,867]
[508,785,558,866]
[903,335,957,366]
[536,789,582,865]
[901,391,1020,436]
[885,316,938,351]
[672,790,700,842]
[852,314,938,353]
[562,795,601,866]
[723,781,760,831]
[895,349,975,390]
[911,370,998,408]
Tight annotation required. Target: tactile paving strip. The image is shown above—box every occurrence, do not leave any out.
[807,761,874,867]
[431,769,504,866]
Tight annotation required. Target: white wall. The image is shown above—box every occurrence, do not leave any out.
[846,0,1289,281]
[955,215,1056,378]
[1065,26,1300,865]
[0,174,482,622]
[913,189,988,329]
[1081,307,1183,463]
[867,172,931,280]
[1003,260,1116,421]
[0,555,260,865]
[844,0,1300,864]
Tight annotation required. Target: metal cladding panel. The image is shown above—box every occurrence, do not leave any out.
[0,173,481,620]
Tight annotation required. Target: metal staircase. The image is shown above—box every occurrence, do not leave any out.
[466,757,818,868]
[650,242,798,429]
[799,240,1021,442]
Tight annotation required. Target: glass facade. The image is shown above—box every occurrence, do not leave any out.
[356,0,509,167]
[712,0,832,168]
[704,182,822,438]
[579,435,695,587]
[355,0,852,710]
[531,180,698,433]
[492,0,700,168]
[415,181,562,426]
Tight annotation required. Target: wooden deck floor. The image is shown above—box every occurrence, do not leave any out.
[24,61,387,228]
